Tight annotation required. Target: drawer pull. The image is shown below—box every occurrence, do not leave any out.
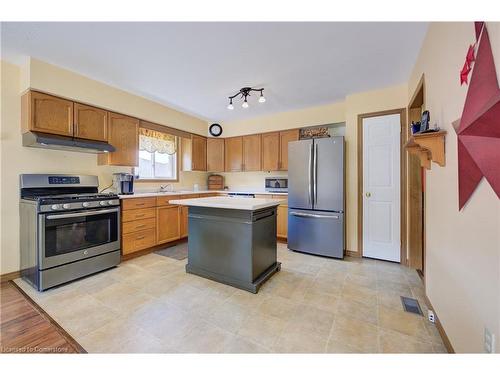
[135,203,145,206]
[136,224,146,229]
[136,236,145,240]
[135,214,145,218]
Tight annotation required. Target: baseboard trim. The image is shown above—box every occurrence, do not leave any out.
[345,250,361,258]
[121,238,188,261]
[423,294,455,353]
[1,270,21,282]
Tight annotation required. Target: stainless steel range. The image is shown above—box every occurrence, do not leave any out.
[20,174,121,291]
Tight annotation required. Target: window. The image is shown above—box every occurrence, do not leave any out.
[135,128,178,180]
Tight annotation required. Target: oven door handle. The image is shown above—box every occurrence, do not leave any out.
[46,208,119,220]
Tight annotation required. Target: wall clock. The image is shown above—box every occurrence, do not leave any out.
[209,123,223,137]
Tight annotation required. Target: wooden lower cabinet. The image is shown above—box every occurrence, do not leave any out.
[122,217,156,234]
[179,206,189,238]
[273,195,288,239]
[156,206,180,244]
[122,229,156,255]
[122,207,156,222]
[121,193,288,256]
[276,205,288,239]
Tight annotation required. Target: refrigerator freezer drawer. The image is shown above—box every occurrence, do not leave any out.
[288,209,344,259]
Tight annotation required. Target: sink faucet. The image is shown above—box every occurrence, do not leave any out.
[159,184,173,192]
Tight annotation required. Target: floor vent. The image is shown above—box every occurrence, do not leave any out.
[400,296,423,316]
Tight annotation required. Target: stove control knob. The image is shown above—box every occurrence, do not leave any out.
[100,201,107,206]
[51,204,61,210]
[82,202,91,208]
[108,200,115,205]
[62,204,71,209]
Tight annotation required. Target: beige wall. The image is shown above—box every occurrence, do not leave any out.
[220,84,407,252]
[220,101,346,137]
[217,101,345,192]
[26,58,208,136]
[343,84,408,253]
[0,60,208,275]
[408,22,500,353]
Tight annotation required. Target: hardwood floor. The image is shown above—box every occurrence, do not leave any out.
[0,281,85,353]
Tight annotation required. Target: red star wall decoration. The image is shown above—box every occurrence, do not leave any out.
[454,24,500,210]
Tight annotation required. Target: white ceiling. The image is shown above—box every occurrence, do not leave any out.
[1,22,428,122]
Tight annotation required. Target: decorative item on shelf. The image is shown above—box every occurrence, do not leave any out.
[453,22,500,210]
[227,87,265,110]
[411,121,421,134]
[420,110,430,132]
[209,123,223,137]
[208,174,224,190]
[299,127,330,139]
[411,111,440,135]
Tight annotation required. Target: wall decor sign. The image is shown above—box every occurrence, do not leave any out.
[453,22,500,210]
[299,127,330,139]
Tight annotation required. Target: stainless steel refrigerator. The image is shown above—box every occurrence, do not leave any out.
[287,136,345,258]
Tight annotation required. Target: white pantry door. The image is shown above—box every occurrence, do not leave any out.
[362,114,401,262]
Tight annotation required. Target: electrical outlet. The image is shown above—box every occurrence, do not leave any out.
[427,309,435,323]
[484,328,496,353]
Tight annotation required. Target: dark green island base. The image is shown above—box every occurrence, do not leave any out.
[185,205,281,293]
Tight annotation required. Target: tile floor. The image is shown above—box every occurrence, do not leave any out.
[14,243,447,353]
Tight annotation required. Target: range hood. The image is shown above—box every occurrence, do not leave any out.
[23,132,116,154]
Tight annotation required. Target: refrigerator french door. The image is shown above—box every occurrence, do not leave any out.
[288,137,345,258]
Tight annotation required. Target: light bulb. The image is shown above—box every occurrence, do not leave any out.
[227,103,234,110]
[258,94,266,103]
[242,100,249,109]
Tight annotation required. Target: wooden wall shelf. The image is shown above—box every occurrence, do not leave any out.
[404,130,446,169]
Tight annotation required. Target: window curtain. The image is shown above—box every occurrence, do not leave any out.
[139,128,176,155]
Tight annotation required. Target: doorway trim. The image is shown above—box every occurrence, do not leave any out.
[357,108,407,264]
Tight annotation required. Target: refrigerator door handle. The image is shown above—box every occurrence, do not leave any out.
[308,143,313,205]
[290,212,339,219]
[313,143,318,205]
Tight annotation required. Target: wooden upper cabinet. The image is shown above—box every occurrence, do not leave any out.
[224,137,243,172]
[22,91,74,137]
[207,137,224,172]
[192,135,207,171]
[182,134,207,171]
[279,129,299,170]
[74,103,108,142]
[261,132,280,171]
[242,134,262,171]
[98,112,139,166]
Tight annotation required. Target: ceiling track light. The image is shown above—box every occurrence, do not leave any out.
[227,87,265,110]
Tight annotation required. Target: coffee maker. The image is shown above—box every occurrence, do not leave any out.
[113,173,134,195]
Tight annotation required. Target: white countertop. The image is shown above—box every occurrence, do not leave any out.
[118,190,287,199]
[169,197,283,210]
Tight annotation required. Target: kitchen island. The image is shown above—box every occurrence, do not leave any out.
[169,197,282,293]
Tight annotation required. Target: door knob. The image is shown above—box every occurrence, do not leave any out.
[365,192,371,198]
